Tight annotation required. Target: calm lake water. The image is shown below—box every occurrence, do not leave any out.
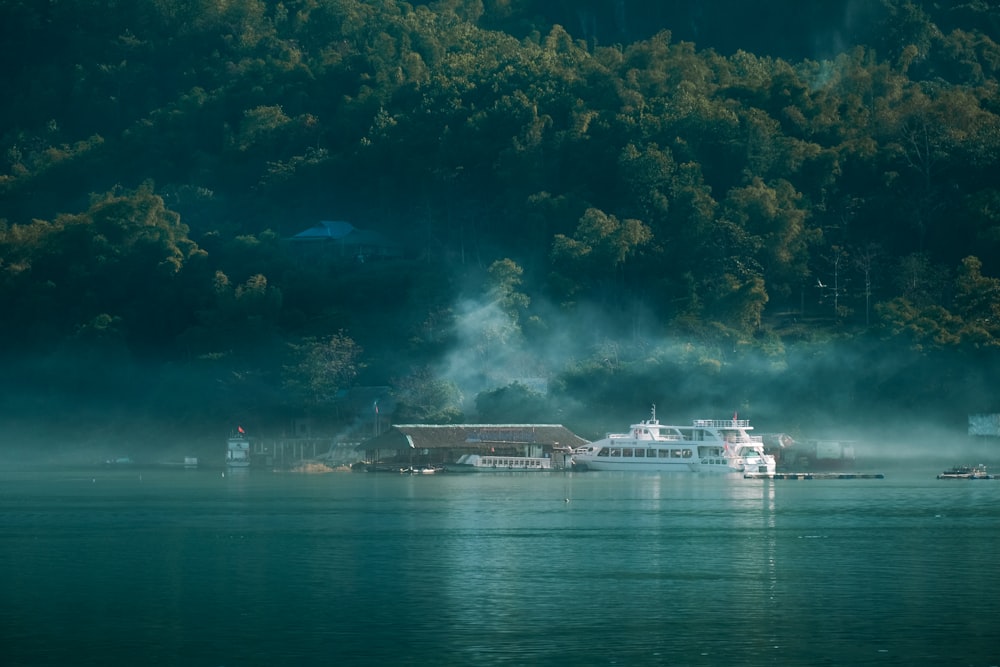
[1,463,998,666]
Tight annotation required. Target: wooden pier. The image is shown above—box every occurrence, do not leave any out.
[745,472,885,480]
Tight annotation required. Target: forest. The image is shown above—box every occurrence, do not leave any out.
[2,0,1000,457]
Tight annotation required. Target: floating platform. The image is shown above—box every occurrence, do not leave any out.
[745,472,885,480]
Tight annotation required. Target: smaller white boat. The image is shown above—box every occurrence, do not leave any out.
[446,454,553,472]
[226,429,251,468]
[937,464,993,480]
[405,465,444,474]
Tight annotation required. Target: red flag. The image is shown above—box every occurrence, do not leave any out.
[238,425,245,434]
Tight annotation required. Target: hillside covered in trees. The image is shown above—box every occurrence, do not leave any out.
[2,0,1000,456]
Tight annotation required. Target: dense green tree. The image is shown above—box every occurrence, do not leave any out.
[282,331,364,410]
[391,366,464,423]
[876,255,1000,350]
[722,177,817,299]
[953,256,1000,336]
[487,258,531,322]
[0,183,204,349]
[550,207,652,304]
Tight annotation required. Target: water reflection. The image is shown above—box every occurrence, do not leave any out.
[1,468,998,665]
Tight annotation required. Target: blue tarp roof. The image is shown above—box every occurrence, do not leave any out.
[293,220,356,240]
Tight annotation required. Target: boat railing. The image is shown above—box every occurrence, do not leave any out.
[473,456,552,468]
[693,419,751,429]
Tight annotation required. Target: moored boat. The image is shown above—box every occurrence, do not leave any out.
[405,464,445,474]
[571,406,776,474]
[937,464,994,479]
[446,454,554,472]
[365,464,409,473]
[226,428,251,468]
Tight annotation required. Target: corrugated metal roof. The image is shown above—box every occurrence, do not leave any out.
[364,424,589,451]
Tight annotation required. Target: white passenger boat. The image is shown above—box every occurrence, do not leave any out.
[226,429,251,468]
[446,454,553,472]
[571,407,776,474]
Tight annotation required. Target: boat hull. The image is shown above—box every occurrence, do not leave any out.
[573,459,698,472]
[937,470,993,479]
[572,459,773,473]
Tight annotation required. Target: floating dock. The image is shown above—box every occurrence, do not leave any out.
[745,472,885,480]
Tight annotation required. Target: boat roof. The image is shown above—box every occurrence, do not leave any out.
[631,418,752,430]
[629,407,752,430]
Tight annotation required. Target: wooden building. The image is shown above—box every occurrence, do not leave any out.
[363,423,589,466]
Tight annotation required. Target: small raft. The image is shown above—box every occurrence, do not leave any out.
[745,472,885,480]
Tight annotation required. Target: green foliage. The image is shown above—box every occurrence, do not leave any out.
[487,258,530,319]
[721,177,817,298]
[876,255,1000,350]
[2,0,1000,442]
[282,331,364,408]
[392,366,464,423]
[550,207,652,303]
[0,183,204,350]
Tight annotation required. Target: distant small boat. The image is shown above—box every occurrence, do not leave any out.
[364,464,444,474]
[405,465,444,474]
[937,464,994,480]
[226,429,251,468]
[365,464,409,473]
[104,457,134,466]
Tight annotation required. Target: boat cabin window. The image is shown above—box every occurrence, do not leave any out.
[622,448,634,457]
[597,448,609,457]
[609,448,621,457]
[658,449,671,459]
[647,449,657,458]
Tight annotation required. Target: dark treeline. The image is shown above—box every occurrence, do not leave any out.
[2,0,999,452]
